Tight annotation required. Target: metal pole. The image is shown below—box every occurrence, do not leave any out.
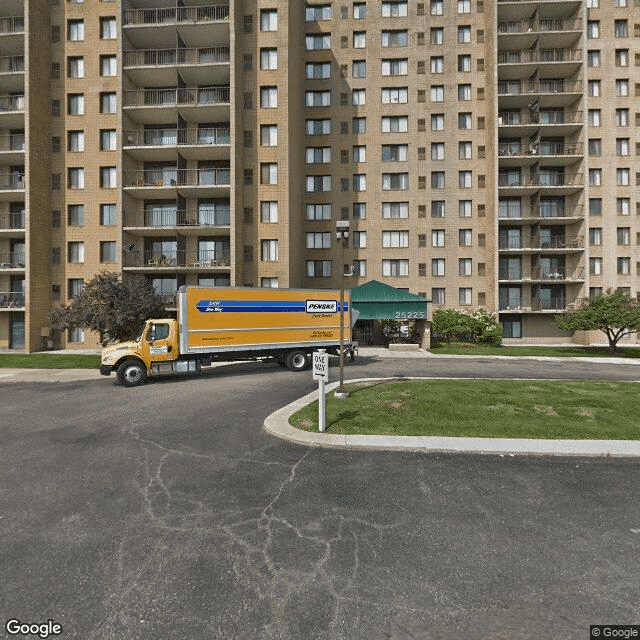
[319,378,326,432]
[339,238,345,393]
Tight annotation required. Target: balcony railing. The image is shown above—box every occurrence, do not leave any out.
[0,133,25,152]
[0,95,24,112]
[124,208,230,228]
[0,212,25,229]
[0,291,24,308]
[499,142,583,156]
[123,127,230,147]
[0,17,25,34]
[123,86,230,108]
[499,235,584,250]
[0,56,24,73]
[123,4,230,26]
[123,47,230,68]
[0,253,25,268]
[499,204,584,219]
[0,173,25,190]
[499,267,585,280]
[499,297,574,312]
[123,168,231,188]
[498,80,582,96]
[498,50,581,64]
[498,172,583,187]
[122,250,231,269]
[498,110,583,126]
[498,18,582,33]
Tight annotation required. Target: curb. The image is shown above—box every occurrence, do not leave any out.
[263,377,640,458]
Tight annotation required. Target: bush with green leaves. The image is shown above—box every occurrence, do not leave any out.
[431,307,503,345]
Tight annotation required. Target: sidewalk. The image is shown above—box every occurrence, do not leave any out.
[264,377,640,458]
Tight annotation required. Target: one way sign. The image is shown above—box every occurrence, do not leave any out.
[312,351,329,382]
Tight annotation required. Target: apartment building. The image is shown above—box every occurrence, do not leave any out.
[0,0,638,351]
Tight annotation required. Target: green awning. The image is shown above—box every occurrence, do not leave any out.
[350,280,429,321]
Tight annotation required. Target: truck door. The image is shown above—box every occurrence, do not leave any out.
[143,322,175,363]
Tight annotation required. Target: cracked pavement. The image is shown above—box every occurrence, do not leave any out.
[1,355,639,639]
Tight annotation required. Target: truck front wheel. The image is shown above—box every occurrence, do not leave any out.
[285,350,309,372]
[117,360,148,387]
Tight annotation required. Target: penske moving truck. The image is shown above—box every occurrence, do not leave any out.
[100,286,356,386]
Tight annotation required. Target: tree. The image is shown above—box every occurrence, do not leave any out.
[554,289,640,352]
[431,307,503,345]
[48,272,168,344]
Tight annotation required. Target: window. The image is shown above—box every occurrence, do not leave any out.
[353,3,366,19]
[589,228,602,245]
[617,168,630,185]
[618,257,630,274]
[306,62,331,79]
[587,21,600,38]
[100,166,116,188]
[589,257,602,275]
[353,174,366,191]
[306,203,332,220]
[616,49,629,67]
[430,143,445,161]
[69,328,85,343]
[431,230,445,247]
[306,4,332,20]
[352,231,367,249]
[382,173,408,190]
[353,31,366,48]
[100,17,116,39]
[458,142,472,160]
[617,198,630,216]
[431,0,443,14]
[458,84,472,101]
[458,55,472,72]
[306,175,331,192]
[260,125,278,147]
[459,229,472,246]
[68,130,84,152]
[383,230,409,248]
[306,119,330,135]
[260,86,278,108]
[261,201,278,223]
[459,258,472,276]
[306,147,330,163]
[353,145,366,162]
[587,50,600,68]
[100,204,116,226]
[458,0,471,12]
[588,109,601,127]
[100,129,116,151]
[353,203,366,219]
[307,260,332,277]
[382,259,409,277]
[68,19,84,40]
[589,198,602,216]
[459,201,472,218]
[100,92,116,114]
[100,241,116,263]
[306,232,332,249]
[617,138,630,156]
[260,48,278,70]
[67,56,84,78]
[458,113,472,129]
[261,239,279,261]
[459,288,472,305]
[458,26,471,43]
[68,241,84,263]
[431,172,445,188]
[381,1,408,17]
[381,30,408,47]
[352,61,366,79]
[305,34,330,50]
[352,89,366,105]
[615,79,629,96]
[588,169,602,186]
[381,59,408,76]
[261,278,279,288]
[431,85,444,102]
[430,27,444,45]
[588,139,601,157]
[432,259,445,276]
[260,163,278,185]
[615,20,628,37]
[617,228,630,245]
[68,278,84,299]
[432,288,445,304]
[382,202,408,218]
[430,57,444,74]
[381,116,408,133]
[260,9,277,31]
[101,55,116,77]
[616,109,629,126]
[588,80,601,98]
[68,168,84,189]
[305,90,331,107]
[431,114,444,131]
[382,144,408,162]
[381,87,408,104]
[68,204,84,226]
[353,260,366,276]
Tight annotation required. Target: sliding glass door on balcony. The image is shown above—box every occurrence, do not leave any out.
[499,198,521,219]
[499,228,522,250]
[199,200,230,226]
[500,286,522,310]
[145,203,177,227]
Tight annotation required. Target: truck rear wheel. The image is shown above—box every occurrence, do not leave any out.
[117,360,147,387]
[285,350,309,372]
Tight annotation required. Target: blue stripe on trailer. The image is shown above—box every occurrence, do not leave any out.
[196,300,348,313]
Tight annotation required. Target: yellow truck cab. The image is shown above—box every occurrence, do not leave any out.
[100,286,355,386]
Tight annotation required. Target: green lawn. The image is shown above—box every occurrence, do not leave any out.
[290,379,640,440]
[429,343,640,358]
[0,354,101,369]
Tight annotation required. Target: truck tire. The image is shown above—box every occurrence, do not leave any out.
[117,360,147,387]
[285,350,309,372]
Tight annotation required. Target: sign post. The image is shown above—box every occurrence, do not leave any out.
[312,349,329,432]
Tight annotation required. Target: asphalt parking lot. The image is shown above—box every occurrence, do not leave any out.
[1,354,639,639]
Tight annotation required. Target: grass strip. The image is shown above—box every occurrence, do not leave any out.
[290,379,640,440]
[0,354,101,369]
[429,344,640,358]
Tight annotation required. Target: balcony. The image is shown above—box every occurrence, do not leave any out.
[498,18,582,34]
[0,172,24,191]
[122,250,231,270]
[123,47,230,85]
[498,172,583,192]
[498,81,582,109]
[499,297,575,313]
[0,212,25,235]
[123,168,230,197]
[0,252,25,269]
[123,208,230,230]
[123,127,230,160]
[499,204,584,222]
[0,17,25,35]
[0,290,24,309]
[498,110,583,136]
[498,235,584,250]
[498,267,585,281]
[499,141,582,157]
